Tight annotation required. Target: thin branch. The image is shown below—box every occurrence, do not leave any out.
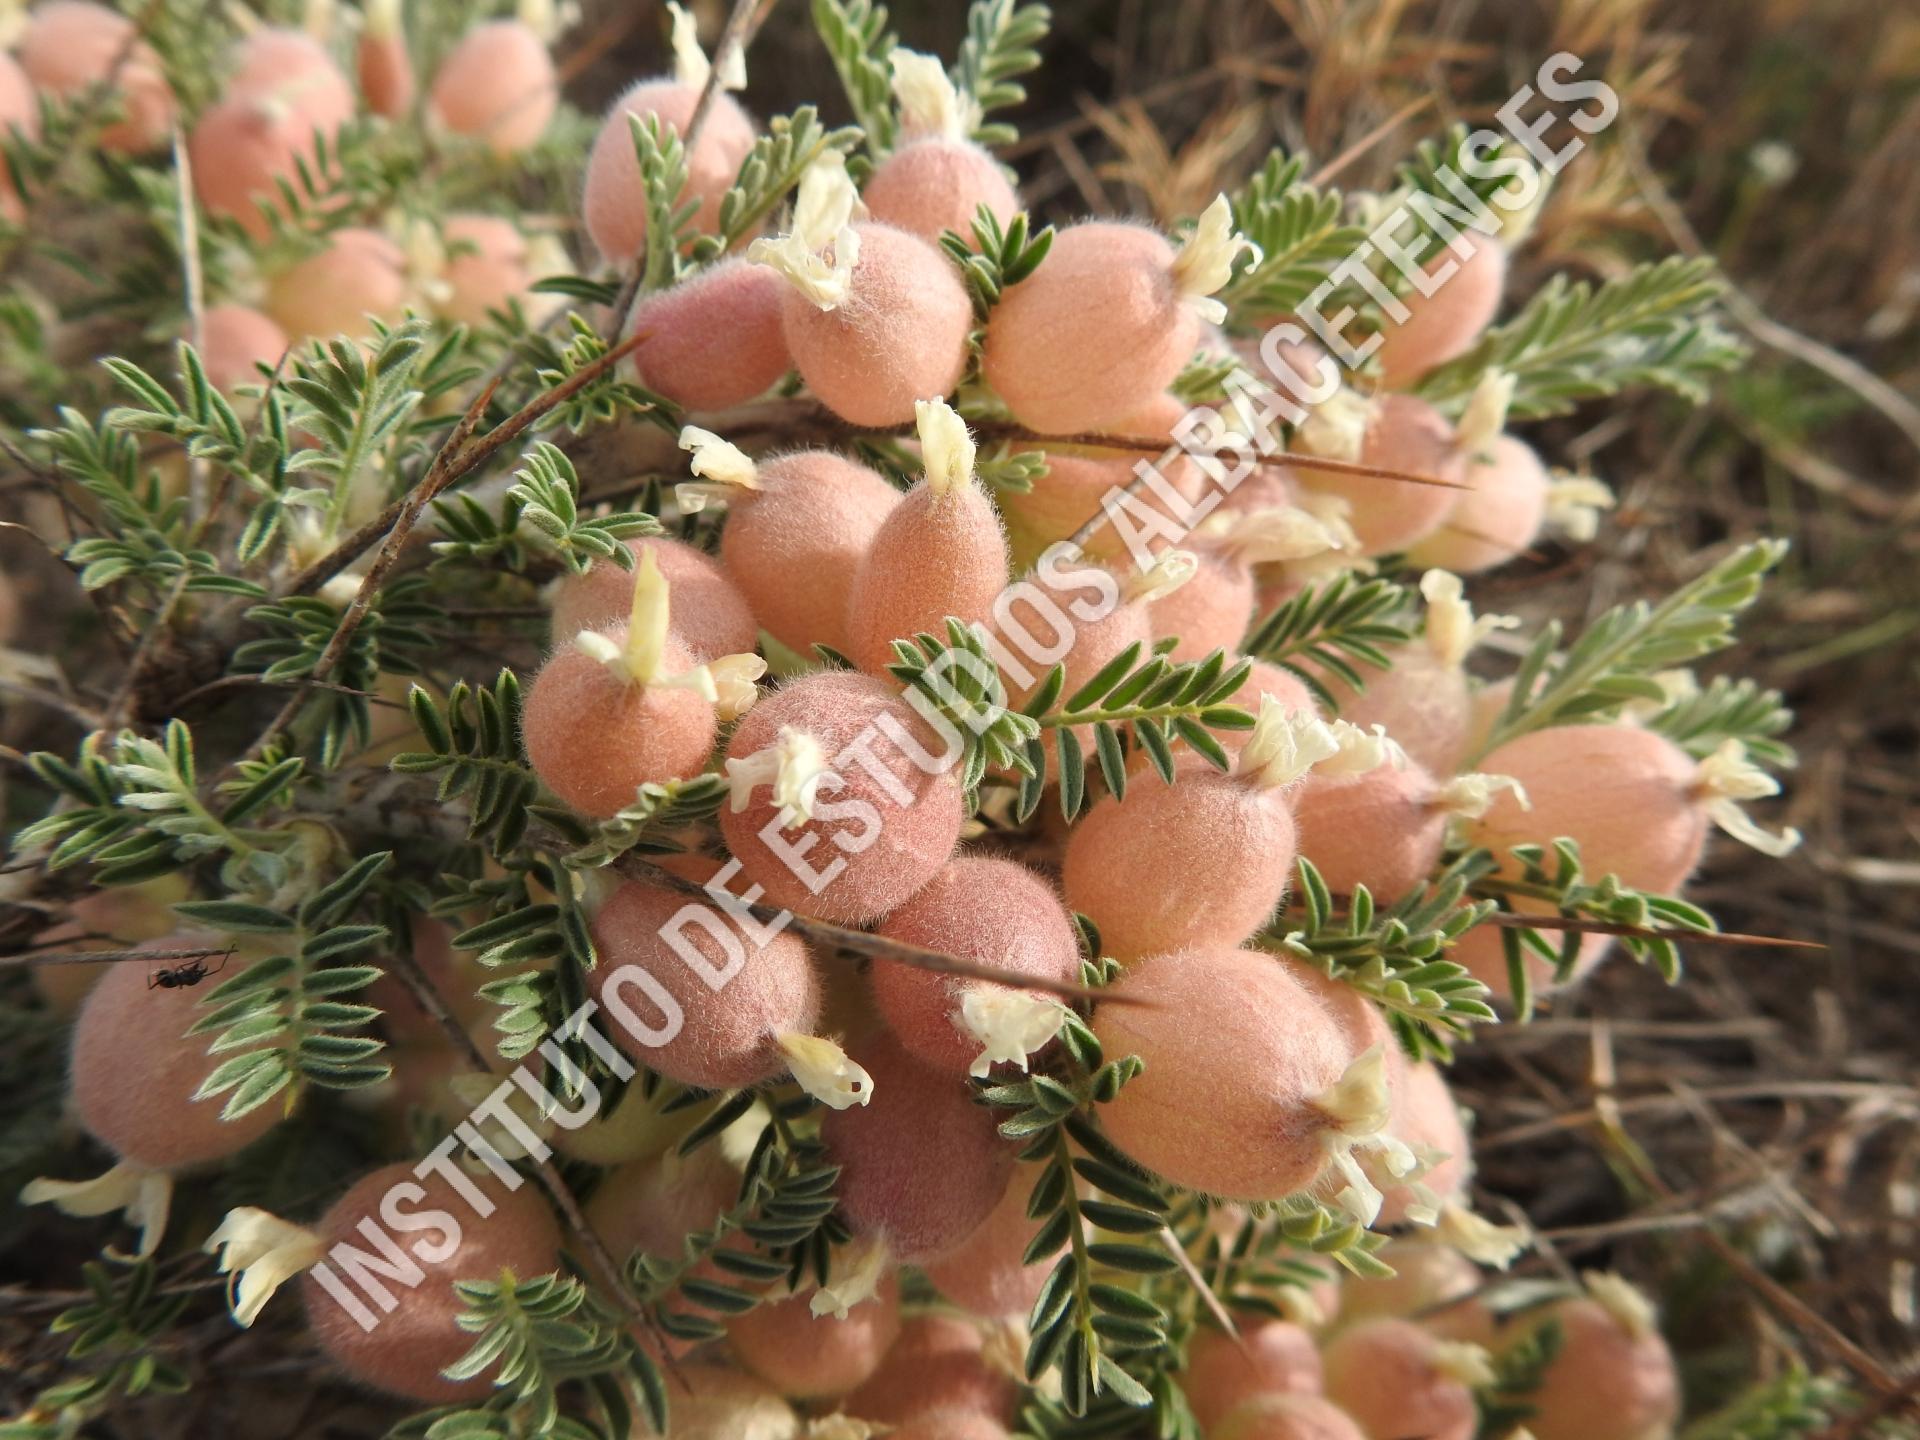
[0,945,234,970]
[967,416,1459,491]
[608,848,1131,1007]
[282,330,647,599]
[602,0,773,341]
[244,377,501,760]
[374,937,665,1344]
[1472,909,1825,951]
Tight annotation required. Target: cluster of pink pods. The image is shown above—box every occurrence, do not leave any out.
[1169,1262,1679,1440]
[15,9,1800,1429]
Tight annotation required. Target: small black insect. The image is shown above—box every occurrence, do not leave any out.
[148,948,233,991]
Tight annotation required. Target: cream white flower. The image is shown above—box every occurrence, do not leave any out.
[725,726,832,828]
[1456,369,1515,457]
[1223,505,1345,565]
[1421,569,1519,668]
[1584,1271,1659,1340]
[1314,1045,1394,1138]
[1694,739,1801,857]
[1431,1340,1498,1388]
[1237,698,1341,789]
[1315,719,1409,779]
[1433,772,1531,820]
[676,426,760,512]
[808,1234,890,1318]
[1435,1202,1528,1269]
[1294,387,1374,463]
[1171,195,1257,326]
[1122,549,1198,604]
[667,0,745,90]
[959,987,1068,1078]
[778,1033,874,1111]
[916,397,978,497]
[703,653,768,721]
[747,155,862,309]
[20,1164,173,1260]
[204,1207,326,1326]
[890,48,976,140]
[1545,473,1615,543]
[574,547,671,686]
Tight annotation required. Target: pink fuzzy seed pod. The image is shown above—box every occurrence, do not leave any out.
[0,47,33,146]
[1323,641,1472,777]
[198,304,289,391]
[549,535,758,663]
[1062,765,1298,960]
[1150,505,1351,663]
[892,1413,1014,1440]
[1090,947,1368,1201]
[302,1164,561,1402]
[1468,723,1702,891]
[864,137,1019,246]
[1338,1239,1493,1343]
[872,44,1018,254]
[264,227,409,342]
[585,1145,737,1267]
[922,1161,1051,1319]
[521,637,718,817]
[767,219,973,427]
[1468,722,1802,896]
[582,78,756,261]
[1216,1395,1370,1440]
[632,1362,797,1440]
[586,875,821,1090]
[843,399,1009,673]
[628,259,792,411]
[869,855,1081,1076]
[983,197,1249,435]
[1320,569,1514,777]
[819,1032,1015,1263]
[1293,762,1527,905]
[1296,394,1465,557]
[1371,232,1508,390]
[718,669,966,925]
[226,28,355,127]
[433,214,533,329]
[1148,542,1255,663]
[428,19,556,156]
[726,1269,902,1397]
[998,392,1209,570]
[688,440,898,655]
[188,101,323,240]
[996,546,1183,721]
[1066,695,1405,958]
[1184,1317,1324,1432]
[356,0,415,120]
[1321,1318,1490,1440]
[1520,1277,1680,1440]
[526,551,753,818]
[1407,434,1549,574]
[18,1,174,154]
[846,1312,1020,1426]
[67,937,283,1171]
